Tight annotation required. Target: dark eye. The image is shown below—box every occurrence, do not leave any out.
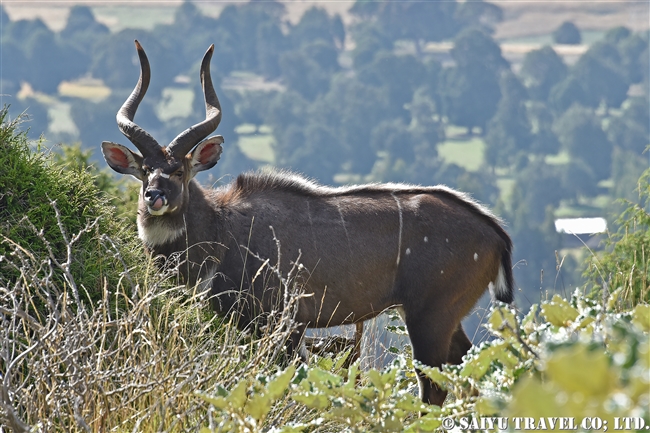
[175,170,184,178]
[143,167,151,176]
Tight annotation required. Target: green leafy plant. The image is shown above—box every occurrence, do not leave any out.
[197,289,648,432]
[585,168,650,305]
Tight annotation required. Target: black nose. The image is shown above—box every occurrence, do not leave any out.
[144,189,165,206]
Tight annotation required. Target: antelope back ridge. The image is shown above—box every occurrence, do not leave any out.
[101,41,515,406]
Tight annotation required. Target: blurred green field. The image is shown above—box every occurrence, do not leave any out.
[545,150,571,165]
[498,30,606,46]
[238,133,275,163]
[437,137,485,172]
[157,88,194,121]
[93,6,175,32]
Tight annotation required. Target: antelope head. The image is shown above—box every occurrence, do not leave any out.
[101,40,223,217]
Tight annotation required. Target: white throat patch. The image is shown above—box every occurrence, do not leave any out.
[137,218,186,247]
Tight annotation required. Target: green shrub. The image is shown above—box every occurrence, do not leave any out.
[584,168,650,305]
[0,107,142,308]
[53,141,141,224]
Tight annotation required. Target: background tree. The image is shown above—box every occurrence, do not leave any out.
[315,75,389,174]
[356,52,427,122]
[559,159,599,201]
[349,22,393,69]
[59,5,110,54]
[0,40,27,97]
[26,30,88,94]
[350,0,459,54]
[288,123,344,182]
[553,104,613,181]
[91,31,177,97]
[215,2,286,72]
[454,0,503,35]
[439,29,507,133]
[552,21,581,45]
[450,28,509,71]
[256,21,288,78]
[520,46,568,101]
[485,72,533,168]
[571,44,629,109]
[614,31,647,84]
[289,7,345,49]
[526,102,561,155]
[604,26,631,44]
[610,147,648,205]
[405,86,445,152]
[511,159,567,221]
[279,49,331,101]
[152,1,237,77]
[370,118,415,164]
[548,76,588,113]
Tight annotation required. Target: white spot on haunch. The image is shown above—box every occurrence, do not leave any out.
[405,248,411,255]
[474,252,479,261]
[441,270,444,274]
[424,236,428,243]
[446,238,449,243]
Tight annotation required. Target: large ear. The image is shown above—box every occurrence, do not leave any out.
[101,141,144,179]
[188,135,223,176]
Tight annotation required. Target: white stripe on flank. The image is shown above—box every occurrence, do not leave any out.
[306,200,318,253]
[391,192,403,266]
[336,201,353,257]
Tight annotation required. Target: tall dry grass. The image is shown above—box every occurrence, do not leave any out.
[0,207,315,432]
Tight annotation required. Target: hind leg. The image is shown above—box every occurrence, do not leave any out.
[404,314,457,406]
[342,322,364,369]
[447,324,472,365]
[285,323,308,363]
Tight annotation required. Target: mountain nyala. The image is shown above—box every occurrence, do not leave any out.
[101,41,515,406]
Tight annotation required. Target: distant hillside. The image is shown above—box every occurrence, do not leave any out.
[4,0,648,39]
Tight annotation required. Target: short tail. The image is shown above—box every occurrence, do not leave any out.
[492,246,514,304]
